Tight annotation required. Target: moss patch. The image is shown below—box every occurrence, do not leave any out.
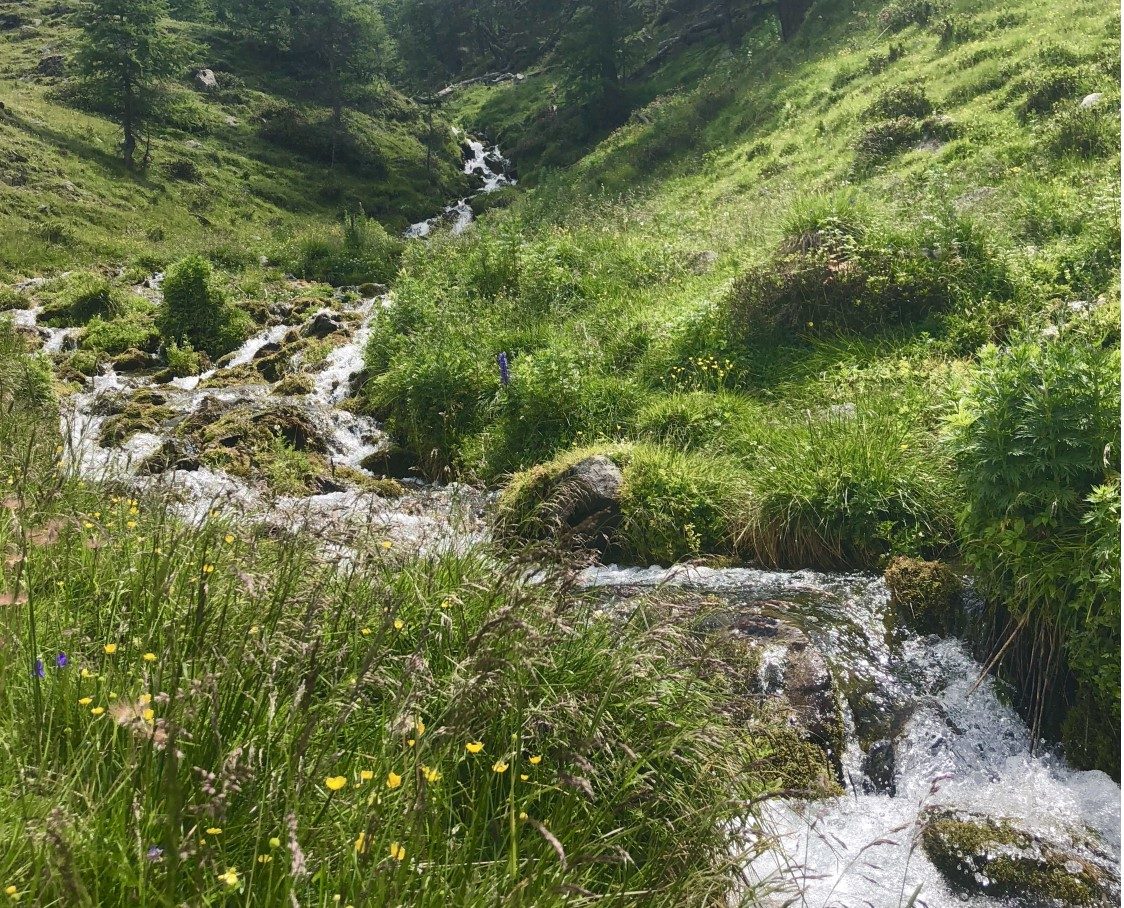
[883,556,963,633]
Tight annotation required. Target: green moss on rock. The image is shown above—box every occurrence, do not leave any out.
[883,556,962,633]
[921,808,1119,906]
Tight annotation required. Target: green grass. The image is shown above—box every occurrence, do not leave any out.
[0,321,789,905]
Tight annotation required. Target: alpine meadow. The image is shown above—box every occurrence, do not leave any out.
[0,0,1120,905]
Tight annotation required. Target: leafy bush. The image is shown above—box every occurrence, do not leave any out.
[862,85,934,121]
[289,213,404,287]
[948,330,1120,761]
[158,255,250,358]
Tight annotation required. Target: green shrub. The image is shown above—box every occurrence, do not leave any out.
[80,300,159,356]
[1011,65,1088,119]
[948,331,1121,758]
[862,85,934,121]
[1043,107,1118,159]
[855,114,957,165]
[163,339,203,377]
[158,255,250,358]
[289,213,404,287]
[736,399,956,569]
[877,0,945,32]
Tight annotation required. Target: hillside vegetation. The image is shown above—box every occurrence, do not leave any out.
[0,0,1118,902]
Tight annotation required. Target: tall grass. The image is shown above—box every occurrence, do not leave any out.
[0,321,773,906]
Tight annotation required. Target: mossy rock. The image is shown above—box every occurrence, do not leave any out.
[921,808,1120,906]
[360,442,418,479]
[883,556,962,634]
[98,400,174,446]
[273,372,315,396]
[199,364,262,389]
[1062,689,1121,779]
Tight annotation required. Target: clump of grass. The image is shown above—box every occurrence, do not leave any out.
[287,211,404,287]
[1042,106,1118,159]
[632,390,759,453]
[79,297,159,356]
[0,323,786,906]
[861,85,935,121]
[736,396,957,569]
[877,0,946,32]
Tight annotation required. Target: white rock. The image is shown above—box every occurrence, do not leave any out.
[1079,92,1103,109]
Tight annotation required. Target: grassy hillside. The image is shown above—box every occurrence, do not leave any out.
[361,0,1121,769]
[0,0,468,277]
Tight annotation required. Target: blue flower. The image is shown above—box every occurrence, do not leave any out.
[146,846,163,861]
[497,351,510,387]
[34,659,44,679]
[56,652,68,669]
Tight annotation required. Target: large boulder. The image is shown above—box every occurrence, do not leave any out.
[194,69,218,92]
[922,808,1120,906]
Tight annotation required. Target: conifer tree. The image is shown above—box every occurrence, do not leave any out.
[75,0,182,168]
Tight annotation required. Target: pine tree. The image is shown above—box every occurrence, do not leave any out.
[74,0,183,168]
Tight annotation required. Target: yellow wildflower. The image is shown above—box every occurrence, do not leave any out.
[379,540,392,550]
[142,652,157,662]
[359,770,374,782]
[325,776,348,792]
[103,644,117,655]
[466,741,483,754]
[528,755,542,765]
[142,708,155,722]
[386,771,402,790]
[361,627,371,636]
[218,868,239,887]
[389,842,405,861]
[492,760,509,774]
[224,534,235,544]
[518,811,528,820]
[268,837,281,849]
[257,854,272,864]
[90,707,105,717]
[81,668,93,678]
[206,827,223,836]
[203,564,215,574]
[139,693,152,704]
[423,766,442,783]
[78,697,92,706]
[406,738,416,748]
[126,520,137,529]
[393,618,404,631]
[414,718,426,737]
[520,774,529,782]
[354,831,367,853]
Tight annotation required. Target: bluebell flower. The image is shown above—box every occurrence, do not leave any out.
[497,351,510,387]
[56,652,68,669]
[34,659,44,679]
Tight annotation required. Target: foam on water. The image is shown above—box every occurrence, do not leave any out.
[581,564,1121,908]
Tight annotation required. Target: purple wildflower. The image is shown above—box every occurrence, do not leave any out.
[34,659,45,679]
[56,652,68,669]
[146,846,163,862]
[497,351,510,387]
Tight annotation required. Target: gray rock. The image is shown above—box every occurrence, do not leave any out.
[922,808,1120,906]
[303,311,343,339]
[194,69,218,92]
[35,52,64,76]
[861,739,896,795]
[552,456,624,552]
[1079,92,1104,109]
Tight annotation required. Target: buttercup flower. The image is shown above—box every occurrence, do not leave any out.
[218,868,239,887]
[466,741,483,754]
[528,755,542,765]
[103,644,117,655]
[386,771,402,790]
[354,831,367,853]
[423,766,442,783]
[414,718,426,737]
[90,706,105,716]
[393,619,404,631]
[492,760,509,774]
[78,697,92,706]
[206,827,222,836]
[224,534,235,544]
[359,770,374,782]
[389,842,405,861]
[143,652,157,662]
[257,854,272,864]
[325,776,348,792]
[142,708,155,722]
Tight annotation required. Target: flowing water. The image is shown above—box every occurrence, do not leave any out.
[581,564,1121,907]
[5,140,1119,906]
[406,136,515,238]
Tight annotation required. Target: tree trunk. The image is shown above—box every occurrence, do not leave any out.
[123,76,136,169]
[776,0,814,41]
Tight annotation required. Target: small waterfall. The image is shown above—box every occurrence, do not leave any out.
[406,135,515,238]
